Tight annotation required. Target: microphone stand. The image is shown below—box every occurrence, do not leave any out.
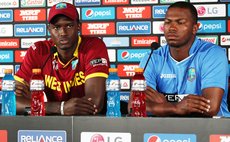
[143,42,159,72]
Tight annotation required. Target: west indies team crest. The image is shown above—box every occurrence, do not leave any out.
[187,67,196,82]
[72,59,78,70]
[55,2,67,9]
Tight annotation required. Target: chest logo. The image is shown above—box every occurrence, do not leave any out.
[72,59,78,70]
[187,67,196,82]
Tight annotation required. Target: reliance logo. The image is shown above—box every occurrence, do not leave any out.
[117,21,151,35]
[14,24,46,37]
[18,130,66,142]
[0,10,13,22]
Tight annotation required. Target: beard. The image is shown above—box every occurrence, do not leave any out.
[166,40,182,48]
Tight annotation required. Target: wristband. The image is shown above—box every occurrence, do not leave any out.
[24,107,31,116]
[60,101,65,115]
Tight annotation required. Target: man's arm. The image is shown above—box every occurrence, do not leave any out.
[143,86,213,117]
[128,86,168,114]
[47,77,106,116]
[144,86,178,116]
[15,80,63,115]
[84,77,106,113]
[15,78,103,116]
[15,80,31,115]
[202,87,224,116]
[46,77,106,116]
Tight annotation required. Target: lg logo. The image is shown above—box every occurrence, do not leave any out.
[81,132,131,142]
[90,134,123,142]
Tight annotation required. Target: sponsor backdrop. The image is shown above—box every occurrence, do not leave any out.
[0,0,230,96]
[1,1,230,141]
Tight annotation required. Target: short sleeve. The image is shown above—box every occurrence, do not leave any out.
[201,46,229,91]
[83,37,110,80]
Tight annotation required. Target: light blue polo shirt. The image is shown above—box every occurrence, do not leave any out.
[140,37,230,117]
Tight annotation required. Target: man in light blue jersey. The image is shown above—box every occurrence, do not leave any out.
[131,1,230,117]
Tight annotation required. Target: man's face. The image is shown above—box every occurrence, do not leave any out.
[48,15,79,50]
[163,7,198,48]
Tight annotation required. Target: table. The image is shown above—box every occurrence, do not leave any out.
[0,116,229,142]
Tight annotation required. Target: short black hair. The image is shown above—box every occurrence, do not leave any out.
[168,1,198,24]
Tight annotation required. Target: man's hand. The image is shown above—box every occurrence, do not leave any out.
[15,80,31,98]
[175,94,211,115]
[142,86,222,117]
[15,80,32,114]
[145,86,167,103]
[63,97,97,116]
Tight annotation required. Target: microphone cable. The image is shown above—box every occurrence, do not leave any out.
[143,42,160,72]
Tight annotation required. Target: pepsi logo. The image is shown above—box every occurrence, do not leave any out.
[147,135,161,142]
[222,37,227,42]
[198,22,202,30]
[86,9,94,17]
[90,134,104,142]
[121,51,130,60]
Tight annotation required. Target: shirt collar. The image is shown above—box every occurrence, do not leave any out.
[73,35,82,58]
[189,36,200,55]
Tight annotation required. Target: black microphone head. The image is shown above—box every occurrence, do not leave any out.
[51,46,57,53]
[151,42,160,50]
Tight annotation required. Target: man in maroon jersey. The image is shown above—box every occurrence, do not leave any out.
[14,2,110,116]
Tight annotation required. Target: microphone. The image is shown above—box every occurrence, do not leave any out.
[51,46,57,53]
[41,46,57,69]
[143,42,160,72]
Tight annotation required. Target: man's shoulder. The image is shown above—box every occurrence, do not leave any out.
[197,38,223,52]
[80,36,106,51]
[196,39,226,62]
[30,39,53,54]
